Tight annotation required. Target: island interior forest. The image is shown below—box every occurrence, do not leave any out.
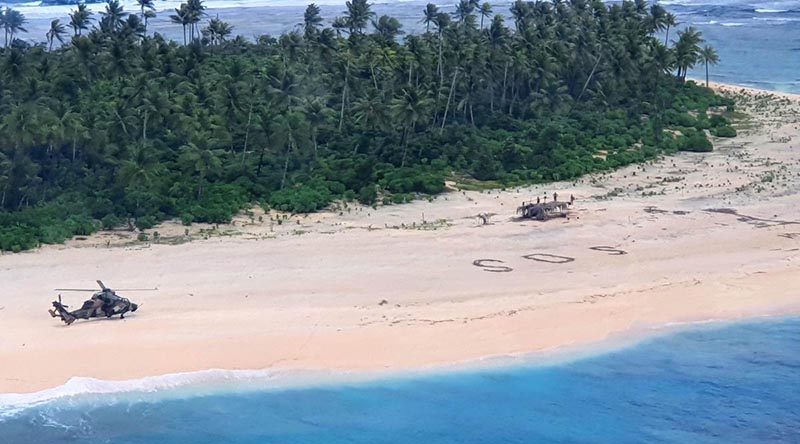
[0,0,734,252]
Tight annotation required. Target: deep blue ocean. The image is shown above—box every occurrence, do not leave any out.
[1,318,799,443]
[0,0,798,93]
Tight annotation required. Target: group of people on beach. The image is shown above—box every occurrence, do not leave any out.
[527,192,576,206]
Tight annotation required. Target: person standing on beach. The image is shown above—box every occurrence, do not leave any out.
[553,192,558,202]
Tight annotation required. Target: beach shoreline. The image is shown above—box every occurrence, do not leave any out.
[703,80,800,101]
[2,82,800,394]
[0,318,704,413]
[1,311,796,413]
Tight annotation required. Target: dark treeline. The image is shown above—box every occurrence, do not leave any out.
[0,0,733,252]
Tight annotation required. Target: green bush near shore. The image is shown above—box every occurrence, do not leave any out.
[679,132,715,152]
[712,126,738,138]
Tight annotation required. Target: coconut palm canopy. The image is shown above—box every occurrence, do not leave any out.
[0,0,732,252]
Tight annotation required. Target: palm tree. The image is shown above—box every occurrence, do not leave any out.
[454,0,475,23]
[270,112,309,190]
[478,2,493,30]
[61,110,87,162]
[372,15,403,46]
[674,26,703,80]
[143,10,156,31]
[137,0,155,20]
[485,14,508,111]
[510,0,531,33]
[648,4,667,35]
[403,34,427,87]
[649,40,675,75]
[119,145,165,209]
[344,0,373,36]
[300,97,329,163]
[421,3,438,34]
[353,90,389,132]
[699,45,719,87]
[46,19,67,51]
[203,16,233,45]
[178,142,223,198]
[1,104,37,152]
[170,5,191,45]
[186,0,206,42]
[336,49,356,130]
[99,0,128,33]
[68,4,92,37]
[137,0,156,31]
[633,0,648,15]
[0,152,10,209]
[331,16,348,37]
[302,3,323,40]
[433,12,451,86]
[2,8,28,48]
[391,86,432,166]
[121,14,146,40]
[664,12,677,46]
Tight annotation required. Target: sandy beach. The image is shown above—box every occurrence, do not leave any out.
[1,83,799,394]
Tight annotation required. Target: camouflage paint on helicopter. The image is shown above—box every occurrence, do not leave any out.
[49,280,153,325]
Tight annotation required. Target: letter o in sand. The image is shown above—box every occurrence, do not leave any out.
[522,253,575,264]
[472,259,514,273]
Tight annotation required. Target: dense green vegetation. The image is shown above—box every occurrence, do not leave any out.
[0,0,735,252]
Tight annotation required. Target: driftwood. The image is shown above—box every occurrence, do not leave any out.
[476,213,496,225]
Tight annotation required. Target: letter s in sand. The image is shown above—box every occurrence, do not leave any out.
[472,259,514,273]
[589,246,628,256]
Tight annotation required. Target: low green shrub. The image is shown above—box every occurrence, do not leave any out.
[101,214,122,230]
[712,126,737,138]
[680,132,714,152]
[135,216,157,231]
[269,185,332,213]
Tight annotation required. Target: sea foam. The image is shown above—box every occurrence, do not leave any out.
[755,8,790,13]
[0,368,343,419]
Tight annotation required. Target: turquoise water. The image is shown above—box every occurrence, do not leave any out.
[2,318,799,443]
[670,0,800,93]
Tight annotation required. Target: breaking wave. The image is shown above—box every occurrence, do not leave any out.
[0,368,355,420]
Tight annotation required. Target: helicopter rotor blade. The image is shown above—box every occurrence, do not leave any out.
[54,289,98,292]
[113,288,158,292]
[96,280,107,290]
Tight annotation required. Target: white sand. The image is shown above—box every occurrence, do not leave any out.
[2,83,800,394]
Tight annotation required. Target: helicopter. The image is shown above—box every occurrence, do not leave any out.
[49,280,154,325]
